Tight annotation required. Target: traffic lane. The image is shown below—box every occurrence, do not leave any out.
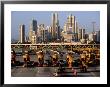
[11,67,58,77]
[11,67,37,77]
[15,52,80,63]
[35,67,58,77]
[11,67,100,77]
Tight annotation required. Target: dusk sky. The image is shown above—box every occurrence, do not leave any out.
[11,11,100,40]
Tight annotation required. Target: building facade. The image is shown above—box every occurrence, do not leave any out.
[51,13,60,41]
[29,19,37,43]
[78,29,85,40]
[19,24,25,43]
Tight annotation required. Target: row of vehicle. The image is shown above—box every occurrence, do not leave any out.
[11,49,99,73]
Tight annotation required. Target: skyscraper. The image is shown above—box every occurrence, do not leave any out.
[78,29,85,40]
[97,30,100,42]
[31,19,37,34]
[47,26,52,41]
[52,13,59,41]
[37,24,48,43]
[75,21,78,41]
[66,14,75,33]
[29,19,37,43]
[19,24,25,43]
[63,14,78,42]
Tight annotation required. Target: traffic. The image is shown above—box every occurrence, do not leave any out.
[11,47,100,77]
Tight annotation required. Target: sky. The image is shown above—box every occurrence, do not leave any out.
[11,11,100,40]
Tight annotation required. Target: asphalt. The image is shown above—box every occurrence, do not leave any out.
[11,51,100,77]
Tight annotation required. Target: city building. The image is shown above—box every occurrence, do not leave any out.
[31,35,37,44]
[37,24,48,43]
[66,14,75,33]
[15,13,99,45]
[96,30,100,42]
[63,14,78,42]
[88,31,100,43]
[78,29,85,40]
[61,31,78,43]
[29,19,37,43]
[31,19,37,34]
[31,31,37,44]
[51,13,60,41]
[88,33,94,41]
[63,23,67,32]
[46,26,52,42]
[74,21,78,41]
[62,32,73,43]
[19,24,25,43]
[56,26,61,40]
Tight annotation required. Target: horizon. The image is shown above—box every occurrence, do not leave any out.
[11,11,100,40]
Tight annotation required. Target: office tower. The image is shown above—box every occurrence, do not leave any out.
[31,31,37,44]
[47,26,52,42]
[63,23,67,32]
[75,21,78,41]
[66,14,75,33]
[52,13,59,40]
[96,30,100,42]
[89,33,94,41]
[37,24,48,43]
[89,31,100,42]
[41,28,48,43]
[29,19,37,43]
[32,35,37,44]
[38,24,44,37]
[93,32,97,42]
[56,26,61,40]
[25,36,29,43]
[29,24,33,42]
[19,24,25,43]
[78,29,85,40]
[31,19,37,34]
[44,29,48,43]
[85,33,89,40]
[75,21,78,33]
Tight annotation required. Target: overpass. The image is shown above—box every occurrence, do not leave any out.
[11,43,100,52]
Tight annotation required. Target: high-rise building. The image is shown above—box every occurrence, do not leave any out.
[29,29,33,42]
[78,29,85,40]
[63,14,78,42]
[75,21,78,33]
[41,28,48,43]
[66,14,75,33]
[52,13,59,40]
[89,33,94,41]
[37,24,48,43]
[89,31,100,43]
[29,19,37,43]
[63,23,67,32]
[31,19,37,34]
[75,21,78,41]
[96,30,100,42]
[47,26,52,41]
[19,24,25,43]
[56,26,61,40]
[32,35,37,44]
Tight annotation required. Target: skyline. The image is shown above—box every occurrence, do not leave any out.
[11,11,100,40]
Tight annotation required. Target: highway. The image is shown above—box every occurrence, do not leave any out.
[11,50,100,77]
[11,66,100,77]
